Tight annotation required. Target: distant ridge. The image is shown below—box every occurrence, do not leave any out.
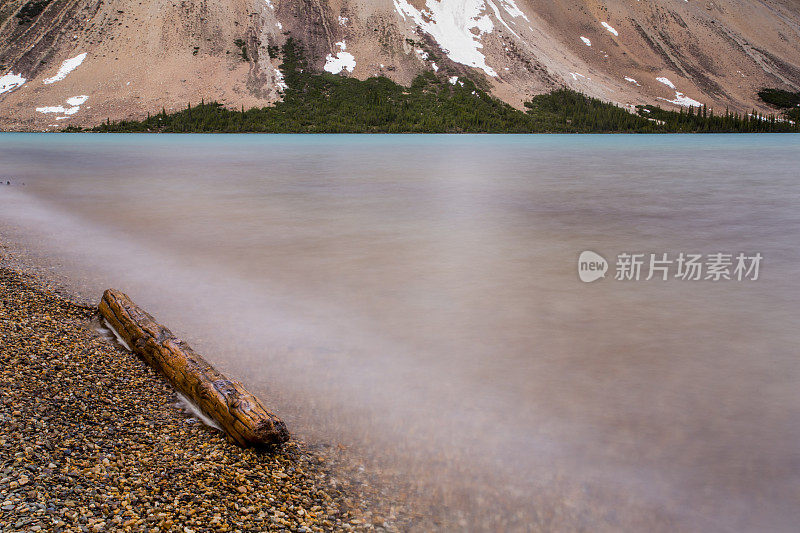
[1,0,799,131]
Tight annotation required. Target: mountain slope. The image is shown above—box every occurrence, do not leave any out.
[1,0,799,131]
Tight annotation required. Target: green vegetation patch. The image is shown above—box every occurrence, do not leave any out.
[79,40,799,134]
[635,103,797,133]
[525,89,653,132]
[758,88,800,109]
[758,88,800,123]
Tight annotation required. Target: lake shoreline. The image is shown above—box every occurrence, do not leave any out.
[3,132,799,531]
[0,264,392,532]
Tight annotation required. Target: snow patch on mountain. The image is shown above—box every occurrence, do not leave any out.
[656,77,676,89]
[392,0,498,76]
[324,41,356,74]
[36,95,89,118]
[0,72,26,95]
[43,53,87,84]
[655,77,700,106]
[601,22,618,36]
[659,91,702,107]
[36,105,80,115]
[498,0,529,21]
[274,69,287,91]
[486,0,521,39]
[66,95,89,106]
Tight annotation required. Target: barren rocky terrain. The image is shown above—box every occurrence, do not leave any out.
[1,0,799,130]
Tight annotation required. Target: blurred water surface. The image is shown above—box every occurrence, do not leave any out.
[1,133,799,531]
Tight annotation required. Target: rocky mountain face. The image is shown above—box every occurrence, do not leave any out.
[1,0,799,130]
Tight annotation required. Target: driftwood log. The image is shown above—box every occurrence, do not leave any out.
[99,289,289,447]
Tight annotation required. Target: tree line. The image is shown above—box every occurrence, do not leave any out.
[75,39,799,134]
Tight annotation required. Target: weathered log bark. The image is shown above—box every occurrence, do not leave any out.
[98,289,289,447]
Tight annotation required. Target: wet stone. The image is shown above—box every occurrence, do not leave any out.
[0,267,402,532]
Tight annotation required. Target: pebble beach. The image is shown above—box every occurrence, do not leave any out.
[0,266,398,532]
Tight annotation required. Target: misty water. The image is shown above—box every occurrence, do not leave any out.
[1,133,799,531]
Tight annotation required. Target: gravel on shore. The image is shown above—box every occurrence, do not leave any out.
[0,266,396,532]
